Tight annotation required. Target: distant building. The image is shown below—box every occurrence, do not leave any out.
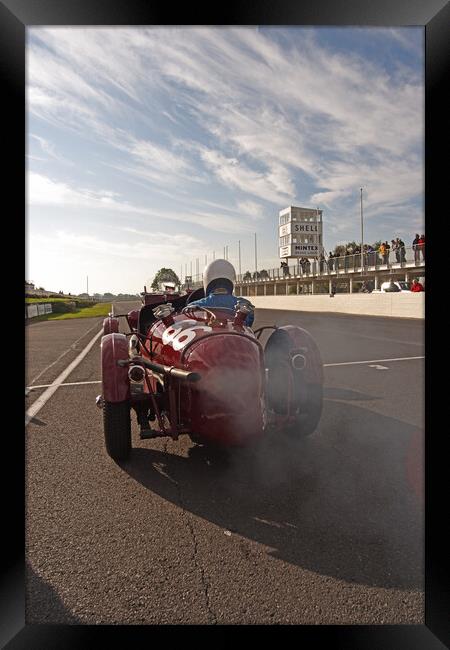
[279,206,323,259]
[25,281,35,291]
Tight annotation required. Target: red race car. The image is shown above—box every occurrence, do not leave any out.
[97,287,323,461]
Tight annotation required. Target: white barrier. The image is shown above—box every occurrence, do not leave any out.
[27,304,38,318]
[250,293,425,319]
[26,303,53,319]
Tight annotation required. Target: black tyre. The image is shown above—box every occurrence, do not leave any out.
[265,328,323,439]
[283,381,323,438]
[103,400,131,461]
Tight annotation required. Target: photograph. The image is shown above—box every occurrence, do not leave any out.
[23,23,428,628]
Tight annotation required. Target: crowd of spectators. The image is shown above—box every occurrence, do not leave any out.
[324,233,424,270]
[278,233,425,280]
[281,258,311,276]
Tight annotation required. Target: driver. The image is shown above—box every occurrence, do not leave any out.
[188,259,255,327]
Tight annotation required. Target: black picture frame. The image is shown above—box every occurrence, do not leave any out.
[5,0,448,646]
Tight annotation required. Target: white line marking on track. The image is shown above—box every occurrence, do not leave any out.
[25,356,425,395]
[26,380,101,391]
[25,330,103,425]
[368,364,389,370]
[28,319,102,385]
[324,355,424,367]
[331,331,424,347]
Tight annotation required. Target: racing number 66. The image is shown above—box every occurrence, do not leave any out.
[162,321,212,351]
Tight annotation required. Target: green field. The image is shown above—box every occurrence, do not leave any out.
[25,297,93,304]
[27,303,111,322]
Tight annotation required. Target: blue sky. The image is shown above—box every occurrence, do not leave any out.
[26,27,424,294]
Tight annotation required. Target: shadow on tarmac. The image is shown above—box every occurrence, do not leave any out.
[121,399,424,592]
[26,562,80,624]
[323,386,382,401]
[27,417,47,426]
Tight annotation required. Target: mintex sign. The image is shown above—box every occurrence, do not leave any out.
[294,244,319,253]
[279,244,320,257]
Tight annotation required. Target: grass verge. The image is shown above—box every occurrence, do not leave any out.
[27,303,111,322]
[25,297,79,304]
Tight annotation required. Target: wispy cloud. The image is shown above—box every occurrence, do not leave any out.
[28,27,423,209]
[27,26,424,291]
[28,172,126,209]
[30,133,73,165]
[28,172,260,234]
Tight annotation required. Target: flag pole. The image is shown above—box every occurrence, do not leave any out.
[360,187,364,275]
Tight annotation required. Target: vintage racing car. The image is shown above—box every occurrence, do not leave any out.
[97,287,323,461]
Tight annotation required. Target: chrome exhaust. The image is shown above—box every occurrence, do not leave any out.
[291,353,306,370]
[128,364,146,383]
[95,395,104,409]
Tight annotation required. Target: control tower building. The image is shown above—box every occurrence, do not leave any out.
[279,206,323,260]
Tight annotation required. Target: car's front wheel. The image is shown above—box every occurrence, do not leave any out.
[103,400,131,461]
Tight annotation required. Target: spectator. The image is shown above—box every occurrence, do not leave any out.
[384,279,401,292]
[412,234,420,262]
[384,241,391,264]
[378,241,386,264]
[328,251,334,271]
[411,278,424,292]
[319,252,325,273]
[334,251,341,270]
[397,237,406,263]
[366,244,375,266]
[299,257,310,273]
[343,247,349,270]
[362,244,368,265]
[418,234,425,261]
[280,260,290,277]
[392,239,400,263]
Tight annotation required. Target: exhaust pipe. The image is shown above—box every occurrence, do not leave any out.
[96,395,104,409]
[117,357,200,383]
[128,365,146,383]
[291,353,306,370]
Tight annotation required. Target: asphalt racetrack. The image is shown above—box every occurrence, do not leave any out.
[25,302,424,624]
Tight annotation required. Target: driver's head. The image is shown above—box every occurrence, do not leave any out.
[203,259,236,295]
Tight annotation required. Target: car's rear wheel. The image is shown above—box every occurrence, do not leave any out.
[282,380,323,438]
[103,400,131,461]
[265,328,323,440]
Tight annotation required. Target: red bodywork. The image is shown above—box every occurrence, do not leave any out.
[100,291,323,449]
[147,309,265,445]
